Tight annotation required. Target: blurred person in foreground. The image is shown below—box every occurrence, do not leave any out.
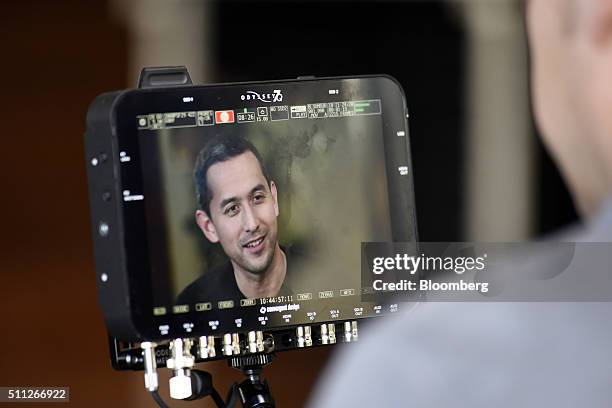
[310,1,612,406]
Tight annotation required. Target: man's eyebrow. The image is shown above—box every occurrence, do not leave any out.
[219,196,238,210]
[250,184,266,196]
[218,184,267,210]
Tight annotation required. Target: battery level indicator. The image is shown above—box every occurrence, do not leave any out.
[290,105,307,119]
[353,100,382,116]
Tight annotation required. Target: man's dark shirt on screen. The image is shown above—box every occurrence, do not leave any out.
[176,246,295,305]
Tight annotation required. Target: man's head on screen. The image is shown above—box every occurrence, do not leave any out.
[193,134,280,276]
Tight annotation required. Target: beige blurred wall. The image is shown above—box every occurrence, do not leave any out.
[460,0,535,241]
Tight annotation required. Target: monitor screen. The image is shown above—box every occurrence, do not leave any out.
[100,76,416,339]
[137,102,392,309]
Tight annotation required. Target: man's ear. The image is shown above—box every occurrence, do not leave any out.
[270,181,279,217]
[195,210,219,243]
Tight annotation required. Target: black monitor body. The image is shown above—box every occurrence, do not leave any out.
[85,73,417,363]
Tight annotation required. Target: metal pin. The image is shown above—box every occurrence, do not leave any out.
[296,327,305,348]
[232,333,240,355]
[198,336,216,358]
[248,331,257,353]
[321,324,329,345]
[198,336,210,359]
[141,342,158,392]
[256,331,264,352]
[344,321,352,342]
[304,326,313,347]
[222,334,233,356]
[328,323,337,344]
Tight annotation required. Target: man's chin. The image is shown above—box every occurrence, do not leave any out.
[238,261,267,275]
[239,246,275,275]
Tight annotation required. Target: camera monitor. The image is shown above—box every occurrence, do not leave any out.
[86,75,417,348]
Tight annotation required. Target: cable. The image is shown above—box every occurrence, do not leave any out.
[150,390,171,408]
[211,387,226,408]
[225,383,239,408]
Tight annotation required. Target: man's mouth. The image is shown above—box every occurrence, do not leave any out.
[242,235,266,252]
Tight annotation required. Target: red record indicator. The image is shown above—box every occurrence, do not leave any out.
[215,110,235,124]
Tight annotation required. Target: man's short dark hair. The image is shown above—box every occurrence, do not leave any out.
[194,134,271,217]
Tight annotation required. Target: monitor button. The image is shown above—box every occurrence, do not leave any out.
[98,221,109,237]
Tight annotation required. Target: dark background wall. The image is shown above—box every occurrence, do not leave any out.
[214,0,468,241]
[0,1,576,407]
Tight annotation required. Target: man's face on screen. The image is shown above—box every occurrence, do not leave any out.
[197,151,279,275]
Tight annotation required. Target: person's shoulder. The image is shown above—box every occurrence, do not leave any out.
[548,197,612,242]
[175,275,208,305]
[175,262,232,304]
[582,198,612,241]
[308,302,612,407]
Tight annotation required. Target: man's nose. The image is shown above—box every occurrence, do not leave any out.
[242,205,259,233]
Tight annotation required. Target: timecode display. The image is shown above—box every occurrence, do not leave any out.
[259,295,293,304]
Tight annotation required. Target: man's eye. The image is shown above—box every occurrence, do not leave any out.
[253,194,265,203]
[225,204,239,216]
